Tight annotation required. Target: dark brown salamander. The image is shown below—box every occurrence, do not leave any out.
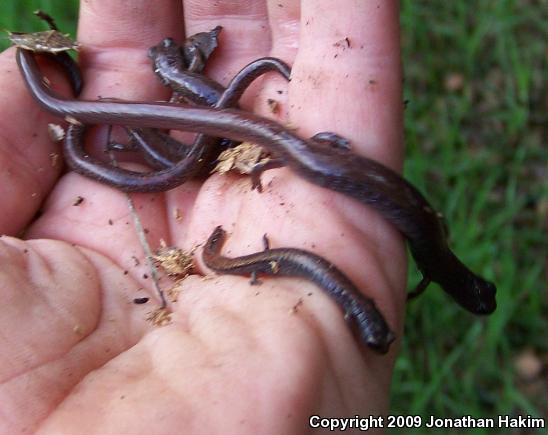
[62,56,291,191]
[181,26,223,73]
[148,36,224,106]
[16,48,497,314]
[203,226,395,353]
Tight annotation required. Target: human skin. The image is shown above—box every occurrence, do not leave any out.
[0,0,404,433]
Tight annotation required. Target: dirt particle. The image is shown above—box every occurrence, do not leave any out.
[444,72,465,92]
[72,196,84,206]
[333,37,351,49]
[291,298,304,314]
[267,98,280,114]
[514,349,543,381]
[147,307,172,326]
[153,244,194,277]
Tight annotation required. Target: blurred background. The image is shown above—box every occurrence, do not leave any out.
[1,1,546,433]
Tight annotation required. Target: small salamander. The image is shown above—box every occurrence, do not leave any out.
[202,226,396,354]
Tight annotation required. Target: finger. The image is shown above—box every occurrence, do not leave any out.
[284,0,405,325]
[183,0,271,85]
[291,0,403,170]
[78,0,184,100]
[245,0,300,117]
[0,237,150,432]
[265,0,301,65]
[0,49,72,235]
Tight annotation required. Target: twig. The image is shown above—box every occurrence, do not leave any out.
[105,125,167,309]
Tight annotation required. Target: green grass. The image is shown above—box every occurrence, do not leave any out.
[2,1,546,432]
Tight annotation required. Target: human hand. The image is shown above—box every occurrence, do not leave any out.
[0,1,404,433]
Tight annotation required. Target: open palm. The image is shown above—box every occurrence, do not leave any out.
[0,1,404,433]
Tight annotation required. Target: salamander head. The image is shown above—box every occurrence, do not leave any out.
[147,38,183,67]
[423,249,497,315]
[350,300,396,354]
[442,272,497,315]
[468,276,497,314]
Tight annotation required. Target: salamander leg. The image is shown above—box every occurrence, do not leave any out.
[250,158,285,192]
[106,127,138,152]
[107,141,134,152]
[310,132,352,151]
[407,276,431,300]
[262,234,271,251]
[249,271,262,286]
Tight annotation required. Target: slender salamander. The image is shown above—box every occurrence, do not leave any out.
[203,226,395,353]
